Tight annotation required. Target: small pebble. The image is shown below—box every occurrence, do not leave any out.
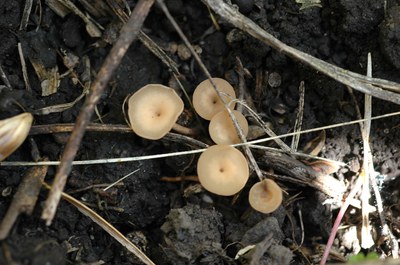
[2,186,12,197]
[268,72,282,87]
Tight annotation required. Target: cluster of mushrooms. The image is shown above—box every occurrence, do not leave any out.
[127,78,283,214]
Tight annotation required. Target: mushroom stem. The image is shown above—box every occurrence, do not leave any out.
[172,123,198,136]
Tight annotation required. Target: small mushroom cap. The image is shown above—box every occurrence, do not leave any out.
[248,179,282,214]
[209,110,248,144]
[0,113,33,161]
[197,145,249,196]
[128,84,184,140]
[192,78,236,120]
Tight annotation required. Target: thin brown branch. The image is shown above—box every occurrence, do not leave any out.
[41,0,155,225]
[29,123,207,149]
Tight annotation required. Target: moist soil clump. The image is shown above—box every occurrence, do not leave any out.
[1,0,400,264]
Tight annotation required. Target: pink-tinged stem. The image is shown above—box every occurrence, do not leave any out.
[320,177,363,265]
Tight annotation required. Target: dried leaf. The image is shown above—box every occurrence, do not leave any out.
[306,160,340,176]
[302,130,326,156]
[30,59,60,96]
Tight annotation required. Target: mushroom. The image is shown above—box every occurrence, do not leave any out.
[0,113,33,161]
[128,84,184,140]
[248,179,282,214]
[209,110,248,144]
[192,78,236,120]
[197,145,249,196]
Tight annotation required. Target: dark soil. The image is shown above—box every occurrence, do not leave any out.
[1,0,400,264]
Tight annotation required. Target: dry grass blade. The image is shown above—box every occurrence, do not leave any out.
[291,81,305,151]
[18,42,31,92]
[20,0,33,30]
[42,182,155,265]
[33,86,89,115]
[202,0,400,104]
[0,64,12,89]
[360,53,374,249]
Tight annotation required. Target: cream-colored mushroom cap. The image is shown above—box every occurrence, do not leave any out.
[249,179,282,214]
[193,78,236,120]
[128,84,184,140]
[197,145,249,196]
[209,110,248,144]
[0,113,33,161]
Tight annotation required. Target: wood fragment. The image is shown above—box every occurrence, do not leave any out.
[41,0,155,225]
[260,151,345,199]
[0,158,48,240]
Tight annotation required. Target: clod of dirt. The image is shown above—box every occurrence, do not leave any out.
[160,204,225,264]
[338,0,384,34]
[61,15,85,49]
[241,217,285,245]
[0,234,66,265]
[19,29,58,69]
[0,30,17,60]
[239,217,292,265]
[0,1,20,29]
[379,6,400,69]
[300,191,332,238]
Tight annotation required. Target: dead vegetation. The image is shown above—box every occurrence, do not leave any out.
[1,0,400,264]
